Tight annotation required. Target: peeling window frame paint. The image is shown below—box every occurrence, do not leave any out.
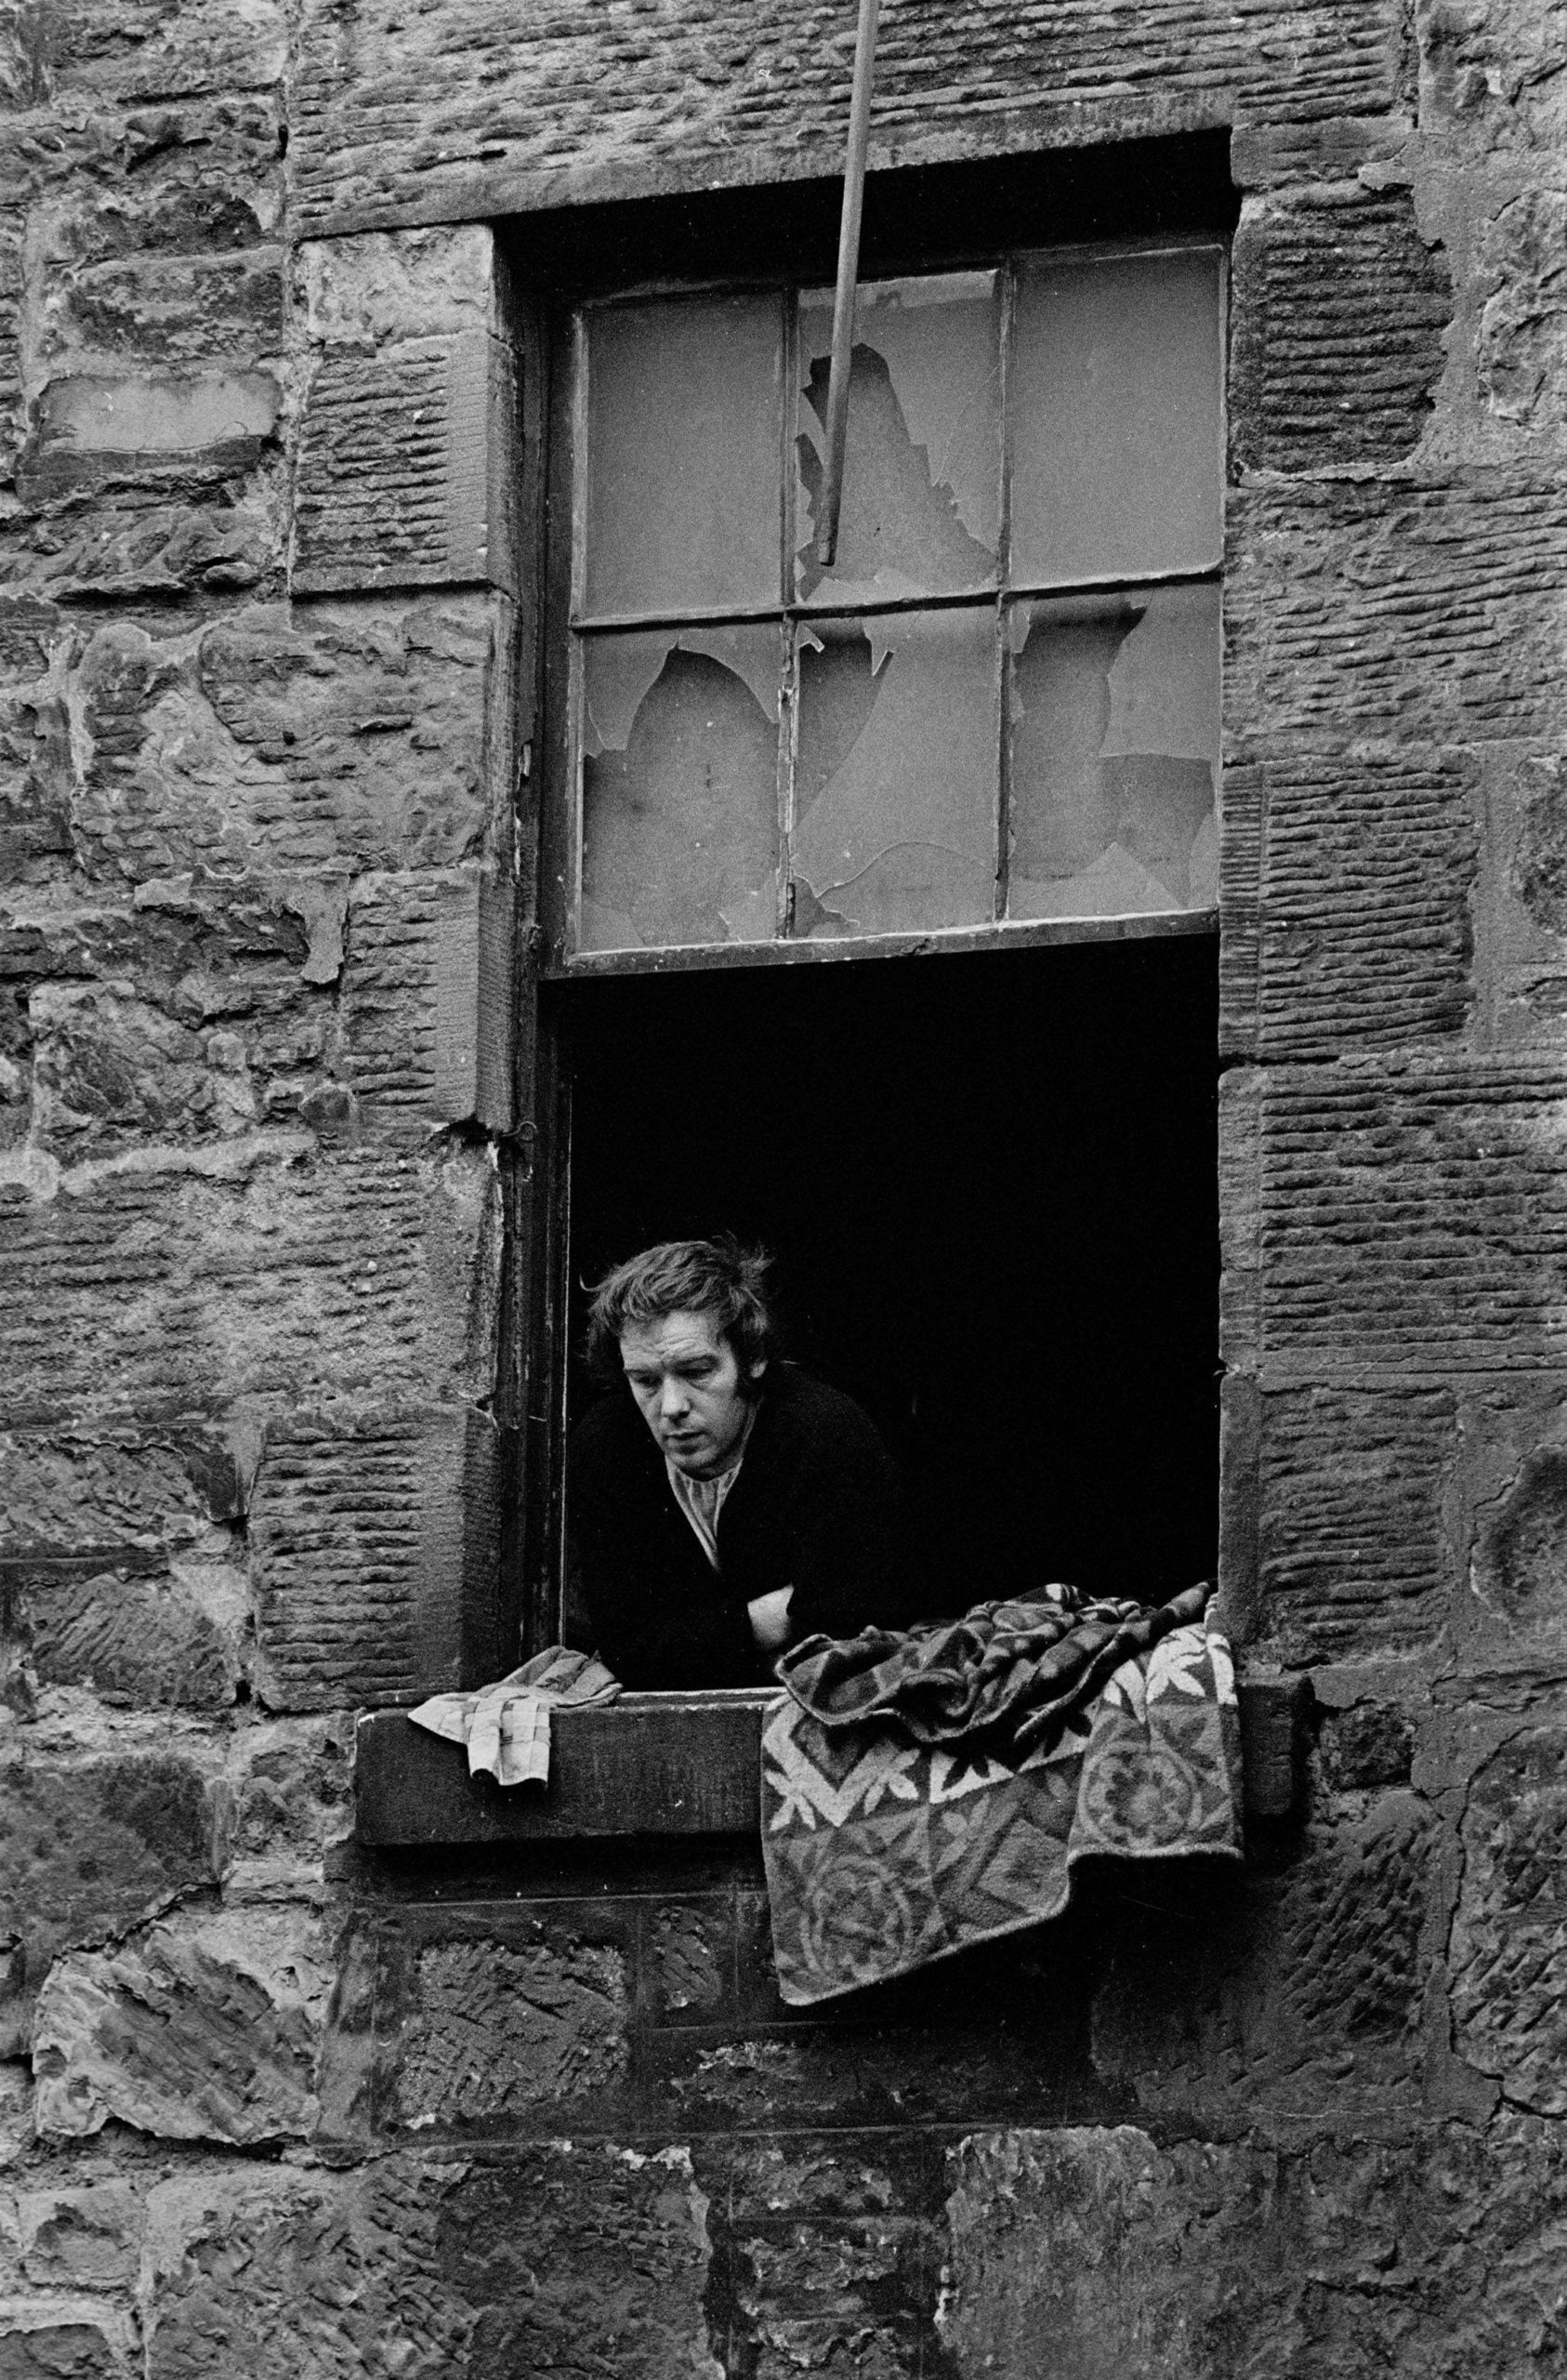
[545,233,1227,977]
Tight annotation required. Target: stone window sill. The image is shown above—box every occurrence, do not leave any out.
[354,1674,1308,1846]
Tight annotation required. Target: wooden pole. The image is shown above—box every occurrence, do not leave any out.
[814,0,880,568]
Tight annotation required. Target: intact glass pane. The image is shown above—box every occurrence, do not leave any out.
[796,273,1001,605]
[1007,581,1219,920]
[579,623,784,950]
[584,295,784,618]
[790,606,998,937]
[1009,247,1223,588]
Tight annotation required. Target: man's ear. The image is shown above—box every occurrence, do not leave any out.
[746,1356,769,1389]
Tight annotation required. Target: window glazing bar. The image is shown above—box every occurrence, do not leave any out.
[571,566,1223,639]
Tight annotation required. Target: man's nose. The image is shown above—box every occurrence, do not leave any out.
[659,1377,691,1420]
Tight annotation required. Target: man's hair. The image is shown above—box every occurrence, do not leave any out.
[586,1236,778,1380]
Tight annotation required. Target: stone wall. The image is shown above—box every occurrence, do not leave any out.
[3,0,1566,2372]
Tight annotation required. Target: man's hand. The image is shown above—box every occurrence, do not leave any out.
[746,1586,794,1652]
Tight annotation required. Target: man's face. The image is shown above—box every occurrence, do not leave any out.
[619,1308,763,1479]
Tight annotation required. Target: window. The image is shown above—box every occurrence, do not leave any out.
[553,241,1222,961]
[516,154,1232,1659]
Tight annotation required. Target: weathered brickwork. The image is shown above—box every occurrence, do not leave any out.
[3,0,1566,2368]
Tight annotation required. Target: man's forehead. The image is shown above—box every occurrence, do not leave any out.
[619,1308,727,1368]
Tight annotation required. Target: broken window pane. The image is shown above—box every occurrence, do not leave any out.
[1007,582,1219,919]
[791,606,999,938]
[1009,248,1223,588]
[796,274,1001,605]
[579,624,784,950]
[585,295,784,618]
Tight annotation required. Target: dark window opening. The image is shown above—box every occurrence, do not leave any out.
[514,131,1238,301]
[560,934,1218,1622]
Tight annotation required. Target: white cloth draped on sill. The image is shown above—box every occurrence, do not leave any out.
[407,1645,620,1787]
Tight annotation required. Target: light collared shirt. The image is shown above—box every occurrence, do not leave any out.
[665,1405,757,1569]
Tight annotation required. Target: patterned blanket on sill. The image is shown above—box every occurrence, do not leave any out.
[761,1583,1243,2006]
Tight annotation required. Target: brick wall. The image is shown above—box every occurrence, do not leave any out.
[3,0,1566,2372]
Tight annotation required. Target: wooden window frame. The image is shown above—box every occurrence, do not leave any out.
[507,150,1237,1666]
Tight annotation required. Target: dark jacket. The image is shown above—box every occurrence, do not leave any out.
[568,1363,913,1690]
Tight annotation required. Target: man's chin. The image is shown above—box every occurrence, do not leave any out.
[663,1440,711,1474]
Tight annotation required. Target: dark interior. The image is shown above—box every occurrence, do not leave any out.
[561,935,1218,1614]
[512,129,1239,299]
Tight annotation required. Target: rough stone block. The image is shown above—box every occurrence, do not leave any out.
[0,690,72,887]
[1417,0,1567,151]
[33,251,285,380]
[1255,1383,1455,1661]
[8,1566,243,1712]
[293,335,520,597]
[1450,1725,1567,2114]
[0,885,361,1154]
[0,1752,219,2030]
[940,2116,1567,2379]
[428,2144,718,2379]
[301,226,510,348]
[28,984,267,1156]
[289,0,1402,231]
[291,224,522,596]
[652,1993,1113,2137]
[17,2190,141,2292]
[1457,1383,1567,1671]
[1320,1698,1417,1788]
[20,371,280,506]
[1092,1790,1433,2118]
[0,2302,134,2380]
[1476,188,1567,437]
[731,2215,927,2380]
[220,1718,353,1900]
[11,96,284,268]
[0,1144,473,1416]
[647,1901,730,2022]
[341,868,514,1139]
[1218,746,1479,1062]
[1221,1056,1567,1374]
[138,2163,467,2380]
[250,1398,504,1707]
[1231,184,1451,472]
[1458,741,1567,1047]
[64,597,502,886]
[0,1417,241,1562]
[32,1907,331,2143]
[147,2154,715,2374]
[1226,473,1567,755]
[0,487,283,606]
[2,0,286,106]
[729,2135,926,2225]
[392,1931,630,2127]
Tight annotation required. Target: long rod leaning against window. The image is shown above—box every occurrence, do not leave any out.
[814,0,881,568]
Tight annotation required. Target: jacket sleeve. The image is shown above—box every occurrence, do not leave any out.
[576,1547,768,1690]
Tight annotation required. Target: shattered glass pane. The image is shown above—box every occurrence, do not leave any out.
[1009,248,1223,588]
[791,606,999,937]
[1007,582,1219,919]
[585,295,784,617]
[796,274,1001,604]
[579,623,784,949]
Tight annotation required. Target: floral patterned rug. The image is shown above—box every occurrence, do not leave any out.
[762,1604,1243,2005]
